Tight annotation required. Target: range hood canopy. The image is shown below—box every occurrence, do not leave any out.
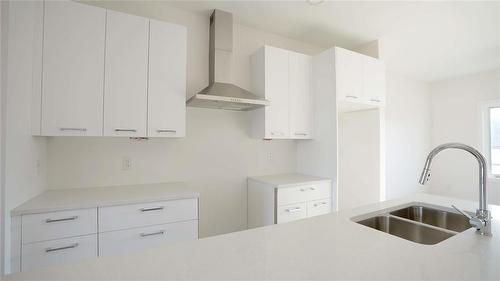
[187,9,269,111]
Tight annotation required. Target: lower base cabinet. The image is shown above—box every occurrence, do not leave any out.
[21,234,98,271]
[99,220,198,257]
[14,197,199,272]
[248,174,333,228]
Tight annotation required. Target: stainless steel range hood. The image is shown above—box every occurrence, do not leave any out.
[187,10,269,111]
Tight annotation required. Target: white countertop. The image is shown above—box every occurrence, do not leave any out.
[11,182,199,216]
[248,173,331,187]
[6,193,500,280]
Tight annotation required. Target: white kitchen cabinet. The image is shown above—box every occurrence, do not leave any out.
[99,220,198,257]
[21,234,98,272]
[11,183,199,272]
[99,198,198,232]
[103,10,149,137]
[148,19,187,138]
[334,47,386,112]
[247,174,332,228]
[289,52,312,139]
[266,46,290,139]
[251,46,312,139]
[363,55,386,105]
[22,208,97,244]
[335,47,364,102]
[32,1,187,138]
[41,0,106,136]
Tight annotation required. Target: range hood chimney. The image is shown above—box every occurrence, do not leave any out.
[186,10,269,111]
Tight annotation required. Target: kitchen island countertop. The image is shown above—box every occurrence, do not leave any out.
[6,193,500,280]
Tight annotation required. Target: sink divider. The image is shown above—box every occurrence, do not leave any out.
[385,214,460,235]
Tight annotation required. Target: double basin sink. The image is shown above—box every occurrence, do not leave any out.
[355,205,472,245]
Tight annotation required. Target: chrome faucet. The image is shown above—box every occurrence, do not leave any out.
[419,143,492,236]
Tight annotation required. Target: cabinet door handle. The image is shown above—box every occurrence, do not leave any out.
[285,207,302,213]
[156,129,176,133]
[45,243,79,253]
[346,95,358,99]
[370,99,381,102]
[314,202,327,207]
[140,206,164,212]
[60,128,87,132]
[294,133,308,136]
[114,129,137,132]
[140,230,165,237]
[45,216,78,223]
[309,187,316,191]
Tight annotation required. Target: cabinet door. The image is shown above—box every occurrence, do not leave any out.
[41,1,105,136]
[99,220,198,257]
[148,20,186,138]
[104,11,148,137]
[21,234,97,272]
[363,56,386,105]
[334,47,364,102]
[289,52,312,139]
[265,46,289,139]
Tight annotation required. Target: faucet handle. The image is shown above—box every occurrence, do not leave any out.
[452,205,487,232]
[452,205,473,220]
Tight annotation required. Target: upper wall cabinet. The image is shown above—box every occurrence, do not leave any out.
[334,47,386,112]
[104,10,149,137]
[289,51,312,139]
[147,20,187,138]
[41,1,106,136]
[251,46,312,140]
[33,1,187,137]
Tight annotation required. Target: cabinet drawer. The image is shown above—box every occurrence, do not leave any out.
[277,182,331,205]
[22,209,97,244]
[99,198,198,232]
[99,220,198,257]
[277,203,307,224]
[21,234,97,271]
[307,198,332,217]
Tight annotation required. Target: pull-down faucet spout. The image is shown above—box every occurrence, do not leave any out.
[419,143,491,236]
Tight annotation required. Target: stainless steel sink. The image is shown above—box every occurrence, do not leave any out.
[357,216,454,245]
[355,204,473,245]
[390,206,472,232]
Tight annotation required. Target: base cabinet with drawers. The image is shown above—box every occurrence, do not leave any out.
[12,194,198,272]
[247,174,333,228]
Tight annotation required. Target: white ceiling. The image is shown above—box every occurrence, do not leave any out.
[166,0,500,82]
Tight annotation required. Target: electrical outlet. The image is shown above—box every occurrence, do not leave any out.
[122,156,132,170]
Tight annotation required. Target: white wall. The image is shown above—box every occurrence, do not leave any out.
[46,2,322,238]
[0,0,7,275]
[3,1,48,273]
[384,72,432,199]
[429,70,500,205]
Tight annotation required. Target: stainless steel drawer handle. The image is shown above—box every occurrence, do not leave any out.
[314,202,327,207]
[346,95,358,99]
[115,129,137,132]
[285,207,302,213]
[140,230,165,237]
[140,206,164,212]
[45,243,79,253]
[156,129,176,133]
[45,216,78,223]
[60,128,87,132]
[295,133,308,136]
[370,99,381,102]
